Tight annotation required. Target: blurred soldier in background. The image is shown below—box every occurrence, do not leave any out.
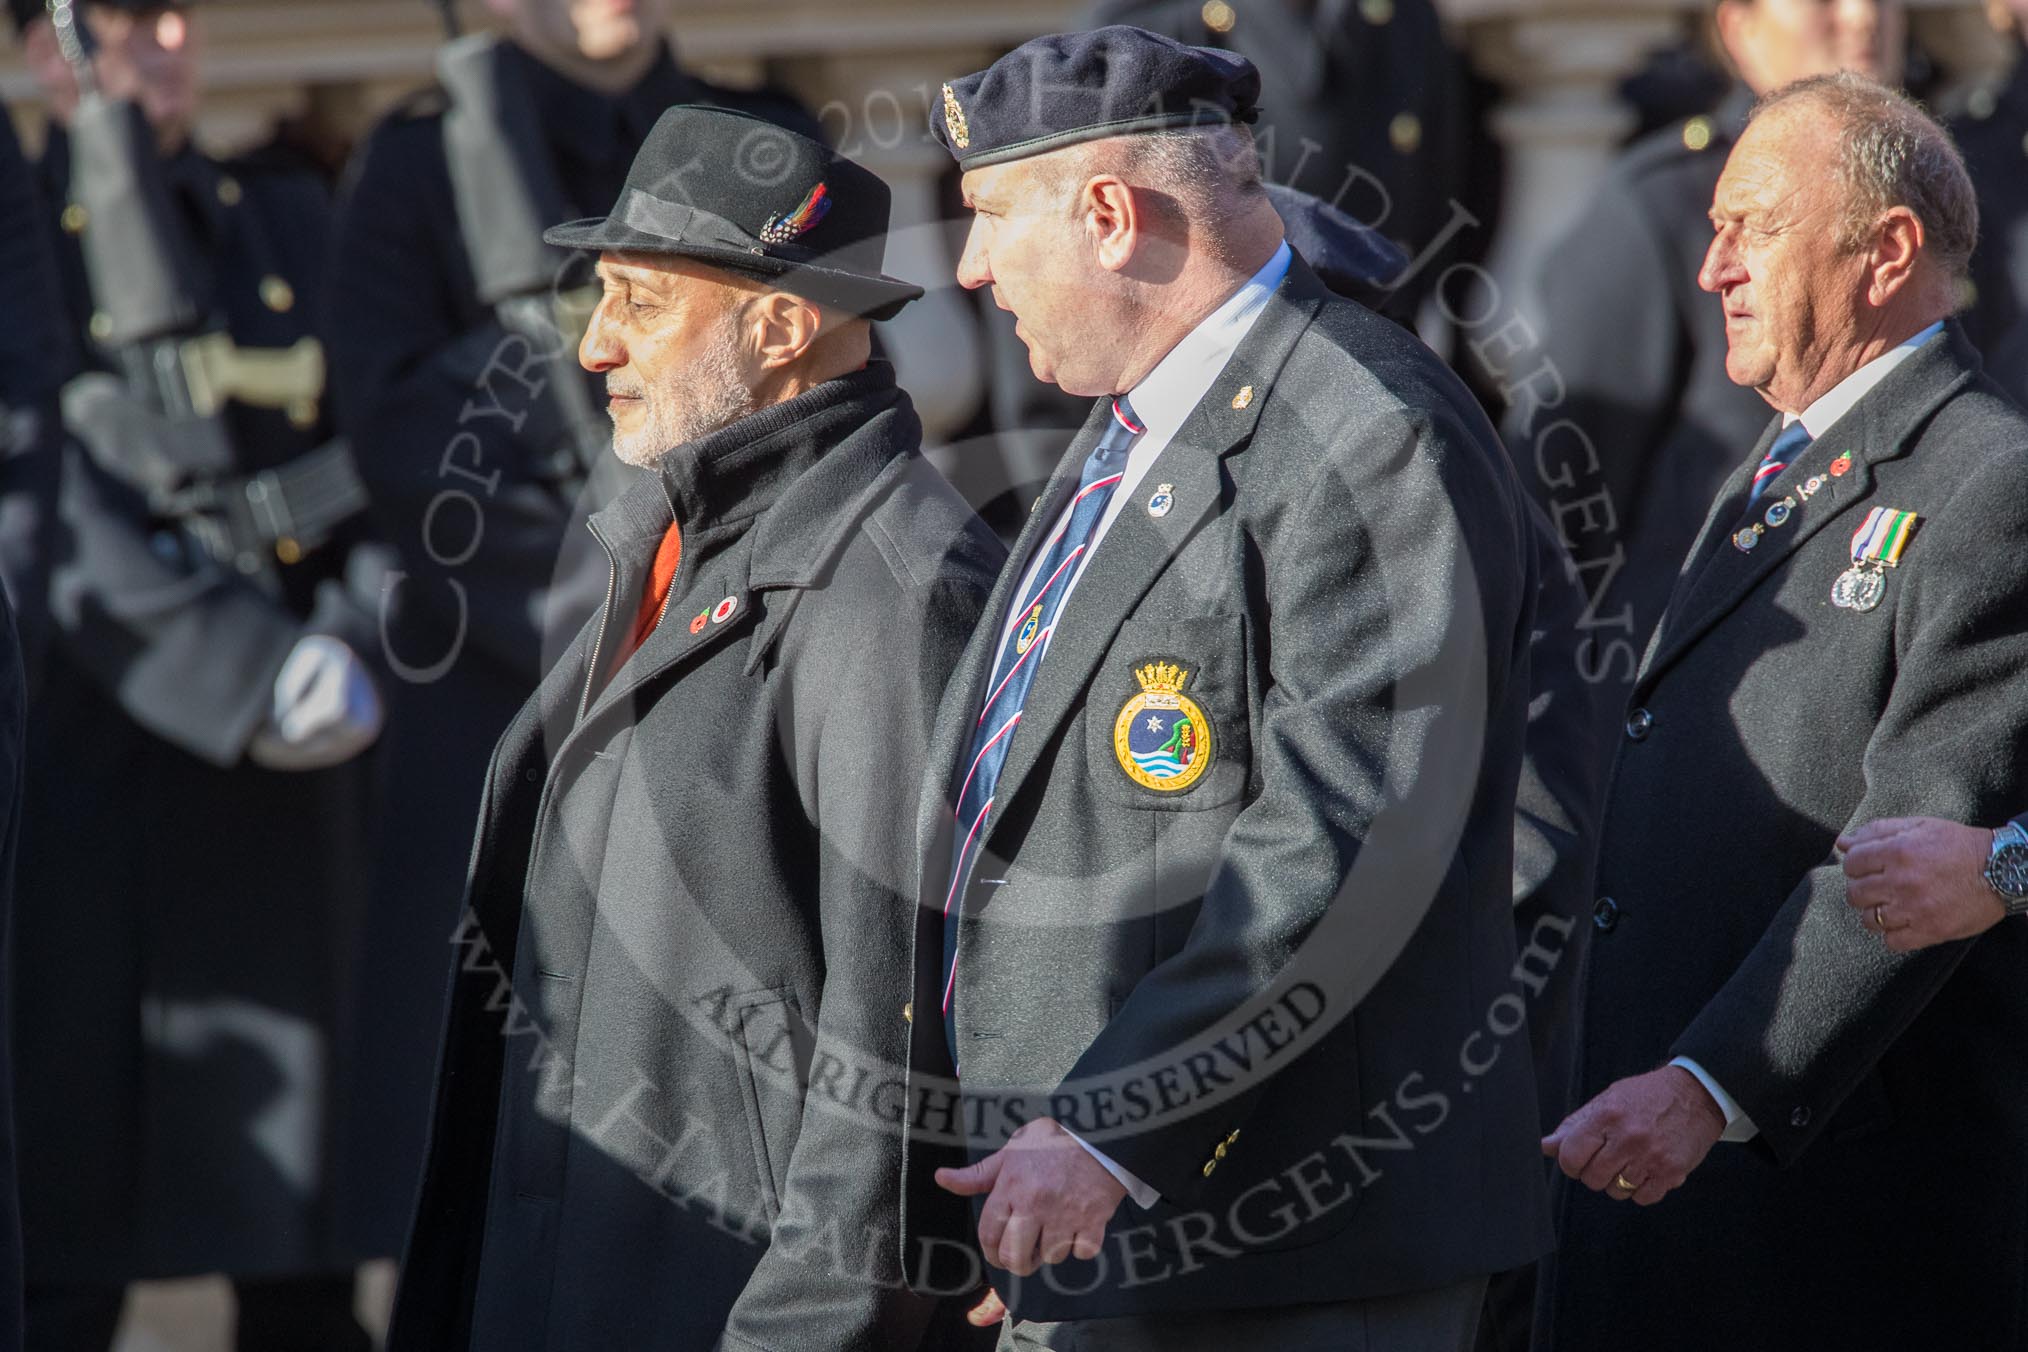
[1955,0,2028,404]
[1505,0,1905,765]
[0,589,20,1352]
[6,0,382,1346]
[324,0,816,1263]
[0,115,38,1352]
[1622,40,1734,142]
[0,89,63,692]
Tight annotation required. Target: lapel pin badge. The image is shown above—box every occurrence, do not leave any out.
[1231,385,1254,411]
[1829,453,1854,478]
[1147,483,1175,519]
[710,596,739,625]
[688,610,709,635]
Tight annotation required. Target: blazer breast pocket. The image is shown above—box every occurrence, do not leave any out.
[1086,614,1251,813]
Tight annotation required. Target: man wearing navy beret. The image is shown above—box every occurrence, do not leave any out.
[902,25,1552,1350]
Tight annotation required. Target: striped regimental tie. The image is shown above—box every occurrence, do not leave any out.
[1750,421,1814,506]
[940,395,1144,1056]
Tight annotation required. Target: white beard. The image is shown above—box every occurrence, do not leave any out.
[610,319,760,468]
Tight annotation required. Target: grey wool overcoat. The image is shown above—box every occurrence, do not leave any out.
[389,363,1004,1352]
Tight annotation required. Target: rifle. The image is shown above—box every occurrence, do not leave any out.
[434,21,612,477]
[48,0,365,579]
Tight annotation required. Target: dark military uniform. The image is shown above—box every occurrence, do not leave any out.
[1503,87,1771,767]
[0,106,64,692]
[324,39,815,1258]
[0,105,44,1352]
[10,110,375,1352]
[0,592,23,1352]
[1620,40,1730,143]
[1952,39,2028,409]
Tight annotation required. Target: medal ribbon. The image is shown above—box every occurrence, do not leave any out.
[1851,507,1918,567]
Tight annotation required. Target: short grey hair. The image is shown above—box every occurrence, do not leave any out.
[1117,125,1264,209]
[1044,125,1266,258]
[1752,73,1979,282]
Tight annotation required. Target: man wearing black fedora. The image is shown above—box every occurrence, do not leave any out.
[324,0,819,1265]
[386,105,1003,1352]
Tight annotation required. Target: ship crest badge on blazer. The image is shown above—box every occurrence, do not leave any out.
[1113,660,1213,793]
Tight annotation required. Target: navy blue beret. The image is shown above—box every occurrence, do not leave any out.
[933,25,1261,170]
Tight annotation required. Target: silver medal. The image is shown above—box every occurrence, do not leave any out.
[1832,565,1887,612]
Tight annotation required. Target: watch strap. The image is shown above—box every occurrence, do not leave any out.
[1984,821,2028,912]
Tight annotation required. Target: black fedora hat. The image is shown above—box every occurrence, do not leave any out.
[545,105,924,322]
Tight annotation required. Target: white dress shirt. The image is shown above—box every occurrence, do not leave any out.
[1671,318,1946,1144]
[1785,320,1946,438]
[996,241,1292,664]
[1002,241,1291,1208]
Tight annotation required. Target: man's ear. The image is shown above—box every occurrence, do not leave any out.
[1081,174,1141,274]
[1867,205,1925,308]
[750,290,826,368]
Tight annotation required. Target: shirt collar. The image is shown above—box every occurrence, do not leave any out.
[1785,320,1946,439]
[1124,240,1292,445]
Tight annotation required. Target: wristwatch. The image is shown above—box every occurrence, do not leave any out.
[1983,822,2028,915]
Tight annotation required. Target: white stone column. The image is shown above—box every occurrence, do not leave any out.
[1448,1,1690,321]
